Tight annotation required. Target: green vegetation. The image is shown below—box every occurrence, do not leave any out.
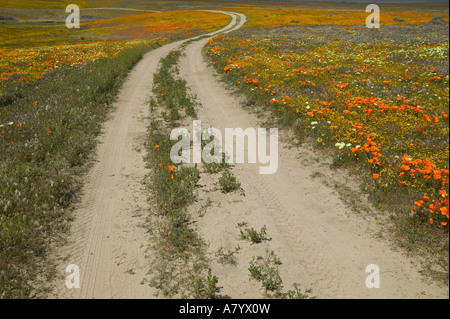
[202,151,229,174]
[146,49,221,298]
[249,250,313,299]
[239,224,267,244]
[153,50,197,122]
[219,170,241,193]
[190,268,221,299]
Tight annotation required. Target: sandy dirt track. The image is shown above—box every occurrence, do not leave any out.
[49,11,448,299]
[49,12,242,299]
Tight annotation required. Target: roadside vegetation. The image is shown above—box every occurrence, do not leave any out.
[146,49,221,298]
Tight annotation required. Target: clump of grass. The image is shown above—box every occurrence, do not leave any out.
[239,224,268,244]
[248,251,283,297]
[219,171,241,193]
[249,250,313,299]
[216,246,240,266]
[284,283,313,299]
[190,268,222,299]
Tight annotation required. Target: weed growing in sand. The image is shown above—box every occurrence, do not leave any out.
[190,268,221,299]
[215,246,240,266]
[249,251,283,296]
[284,283,313,299]
[249,250,313,299]
[219,170,241,193]
[239,225,268,244]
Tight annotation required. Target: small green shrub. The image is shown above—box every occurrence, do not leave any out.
[429,16,444,24]
[284,283,313,299]
[219,171,241,193]
[249,251,313,299]
[239,225,267,244]
[191,268,221,299]
[249,254,283,295]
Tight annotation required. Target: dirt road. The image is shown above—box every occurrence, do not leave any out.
[49,10,447,299]
[49,12,243,299]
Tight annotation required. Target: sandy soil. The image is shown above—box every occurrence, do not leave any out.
[48,10,448,299]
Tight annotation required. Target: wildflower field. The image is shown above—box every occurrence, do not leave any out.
[228,7,448,29]
[0,10,230,91]
[205,18,449,235]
